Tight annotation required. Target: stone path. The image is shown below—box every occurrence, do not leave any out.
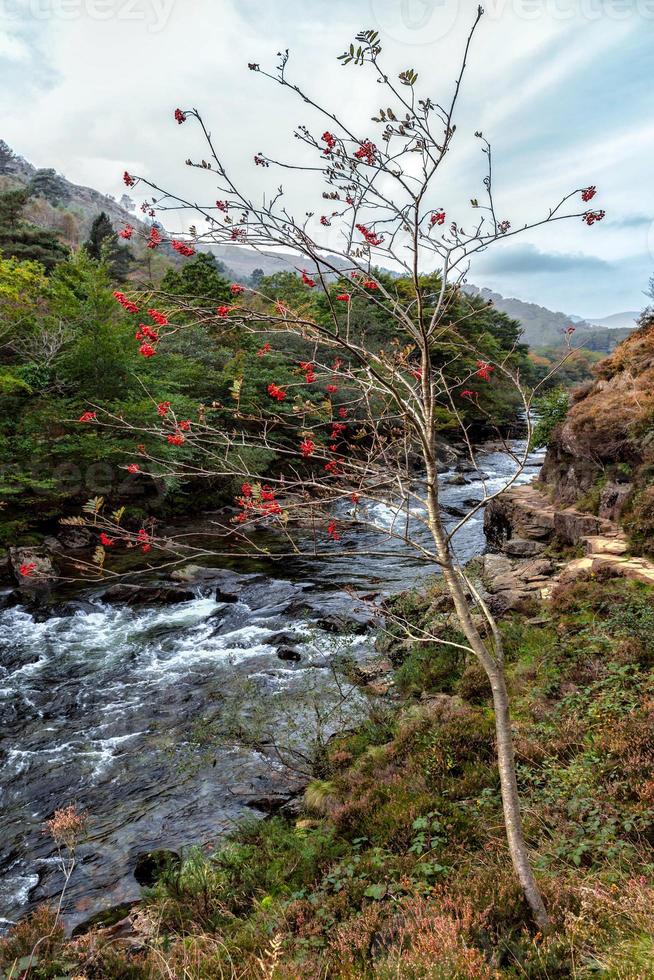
[481,483,654,608]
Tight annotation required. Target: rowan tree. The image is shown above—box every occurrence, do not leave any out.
[69,6,606,931]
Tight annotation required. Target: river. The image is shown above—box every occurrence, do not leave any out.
[0,440,543,931]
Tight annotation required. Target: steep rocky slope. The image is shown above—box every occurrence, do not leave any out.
[537,310,654,552]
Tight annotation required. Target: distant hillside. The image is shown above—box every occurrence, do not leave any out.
[205,244,354,281]
[0,140,147,246]
[465,285,633,353]
[0,140,641,354]
[587,311,640,330]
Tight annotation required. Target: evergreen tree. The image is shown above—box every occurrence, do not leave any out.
[84,211,133,281]
[28,168,70,206]
[0,188,69,272]
[160,251,231,303]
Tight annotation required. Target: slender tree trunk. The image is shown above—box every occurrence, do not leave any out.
[424,457,550,933]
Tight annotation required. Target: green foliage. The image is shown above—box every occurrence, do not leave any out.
[83,210,133,280]
[531,386,570,448]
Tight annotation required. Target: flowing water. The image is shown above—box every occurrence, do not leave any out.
[0,442,543,931]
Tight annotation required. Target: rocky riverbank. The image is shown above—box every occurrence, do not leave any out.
[481,482,654,614]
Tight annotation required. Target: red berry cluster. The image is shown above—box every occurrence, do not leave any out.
[267,383,287,401]
[354,141,376,166]
[171,239,195,256]
[113,291,139,314]
[355,223,384,247]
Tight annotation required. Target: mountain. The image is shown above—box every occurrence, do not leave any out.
[464,285,634,353]
[0,140,146,246]
[586,311,640,330]
[0,140,641,354]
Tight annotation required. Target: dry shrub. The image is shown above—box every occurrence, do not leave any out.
[327,903,385,969]
[0,906,65,969]
[373,896,495,979]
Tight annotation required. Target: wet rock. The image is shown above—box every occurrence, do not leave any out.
[442,505,466,519]
[101,583,195,605]
[462,497,483,509]
[0,587,20,610]
[8,547,57,584]
[56,526,93,550]
[50,599,103,617]
[446,474,470,486]
[286,594,377,633]
[277,646,302,662]
[215,586,241,603]
[267,629,308,647]
[133,850,180,887]
[171,564,258,586]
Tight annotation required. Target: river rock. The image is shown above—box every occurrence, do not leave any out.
[446,474,470,486]
[50,599,103,617]
[442,504,466,518]
[277,646,302,662]
[57,526,93,550]
[285,594,377,633]
[8,547,57,584]
[101,583,196,605]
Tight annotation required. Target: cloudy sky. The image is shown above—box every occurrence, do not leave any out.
[1,0,653,317]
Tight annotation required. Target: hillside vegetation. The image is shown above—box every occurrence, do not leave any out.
[540,306,654,555]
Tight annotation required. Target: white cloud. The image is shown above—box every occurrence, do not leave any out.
[1,0,651,314]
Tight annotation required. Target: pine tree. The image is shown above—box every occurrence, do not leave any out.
[84,211,133,281]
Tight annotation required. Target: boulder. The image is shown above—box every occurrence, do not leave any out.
[445,474,470,486]
[484,488,555,547]
[518,558,555,581]
[480,554,513,581]
[503,538,546,558]
[277,646,302,662]
[598,481,633,522]
[487,589,536,615]
[57,526,93,550]
[9,547,57,584]
[101,583,195,605]
[286,594,377,633]
[553,509,604,546]
[582,536,628,557]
